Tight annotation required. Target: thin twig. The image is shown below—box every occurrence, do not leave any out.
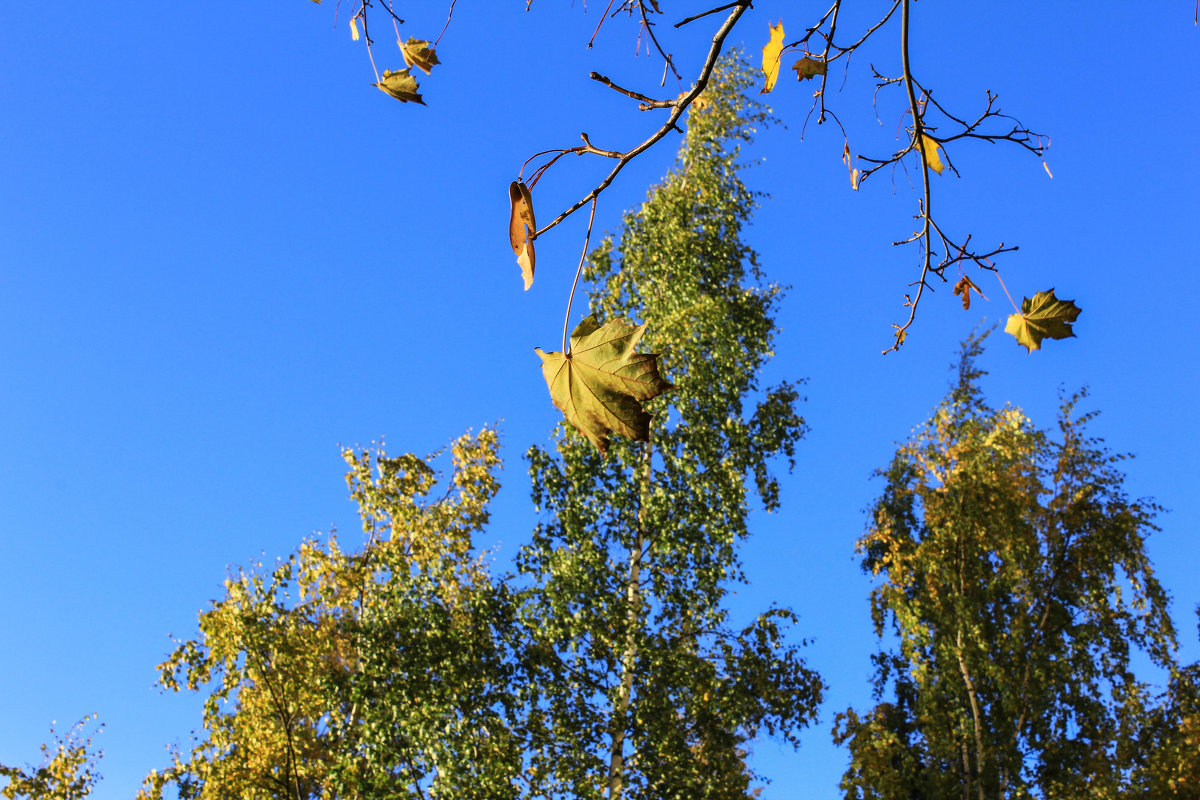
[589,0,619,48]
[385,0,402,45]
[590,72,666,106]
[563,199,598,354]
[434,0,457,47]
[635,1,680,81]
[674,2,738,28]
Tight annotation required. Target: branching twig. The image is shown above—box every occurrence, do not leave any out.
[882,0,934,355]
[674,2,739,29]
[533,0,751,239]
[590,72,668,106]
[633,1,680,82]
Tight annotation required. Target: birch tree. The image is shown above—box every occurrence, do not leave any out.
[515,58,823,800]
[834,332,1178,800]
[139,430,522,800]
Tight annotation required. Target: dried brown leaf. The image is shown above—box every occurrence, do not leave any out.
[953,275,987,310]
[793,56,827,81]
[843,141,860,191]
[508,181,536,290]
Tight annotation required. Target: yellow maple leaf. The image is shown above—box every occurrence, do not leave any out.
[760,21,785,94]
[918,134,945,174]
[400,38,441,75]
[374,68,424,104]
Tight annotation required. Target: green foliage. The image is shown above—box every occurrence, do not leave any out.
[0,717,103,800]
[1125,607,1200,798]
[834,331,1177,800]
[140,429,521,800]
[518,57,822,799]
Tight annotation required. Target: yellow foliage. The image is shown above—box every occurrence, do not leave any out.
[760,21,785,93]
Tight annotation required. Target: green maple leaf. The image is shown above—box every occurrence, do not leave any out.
[1005,288,1082,352]
[374,68,425,104]
[535,316,673,457]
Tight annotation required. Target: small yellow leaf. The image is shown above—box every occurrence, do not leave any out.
[508,181,536,290]
[918,134,945,174]
[349,17,360,41]
[374,68,425,104]
[760,21,785,94]
[793,56,827,82]
[400,38,441,75]
[1043,161,1054,179]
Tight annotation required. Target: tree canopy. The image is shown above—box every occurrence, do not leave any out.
[834,331,1184,799]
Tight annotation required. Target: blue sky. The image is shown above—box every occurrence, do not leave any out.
[1,2,1197,797]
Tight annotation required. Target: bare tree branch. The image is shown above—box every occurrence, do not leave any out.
[531,0,751,239]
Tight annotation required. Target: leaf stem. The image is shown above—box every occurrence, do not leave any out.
[563,198,598,355]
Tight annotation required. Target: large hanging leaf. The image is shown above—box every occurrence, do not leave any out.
[1005,289,1082,352]
[535,316,673,457]
[374,68,424,104]
[760,21,785,93]
[508,181,536,290]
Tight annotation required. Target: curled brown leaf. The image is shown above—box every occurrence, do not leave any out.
[508,181,536,290]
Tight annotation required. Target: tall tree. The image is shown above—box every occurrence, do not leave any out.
[139,429,522,800]
[515,58,823,800]
[834,332,1178,800]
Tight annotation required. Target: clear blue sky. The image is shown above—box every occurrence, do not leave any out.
[1,2,1196,797]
